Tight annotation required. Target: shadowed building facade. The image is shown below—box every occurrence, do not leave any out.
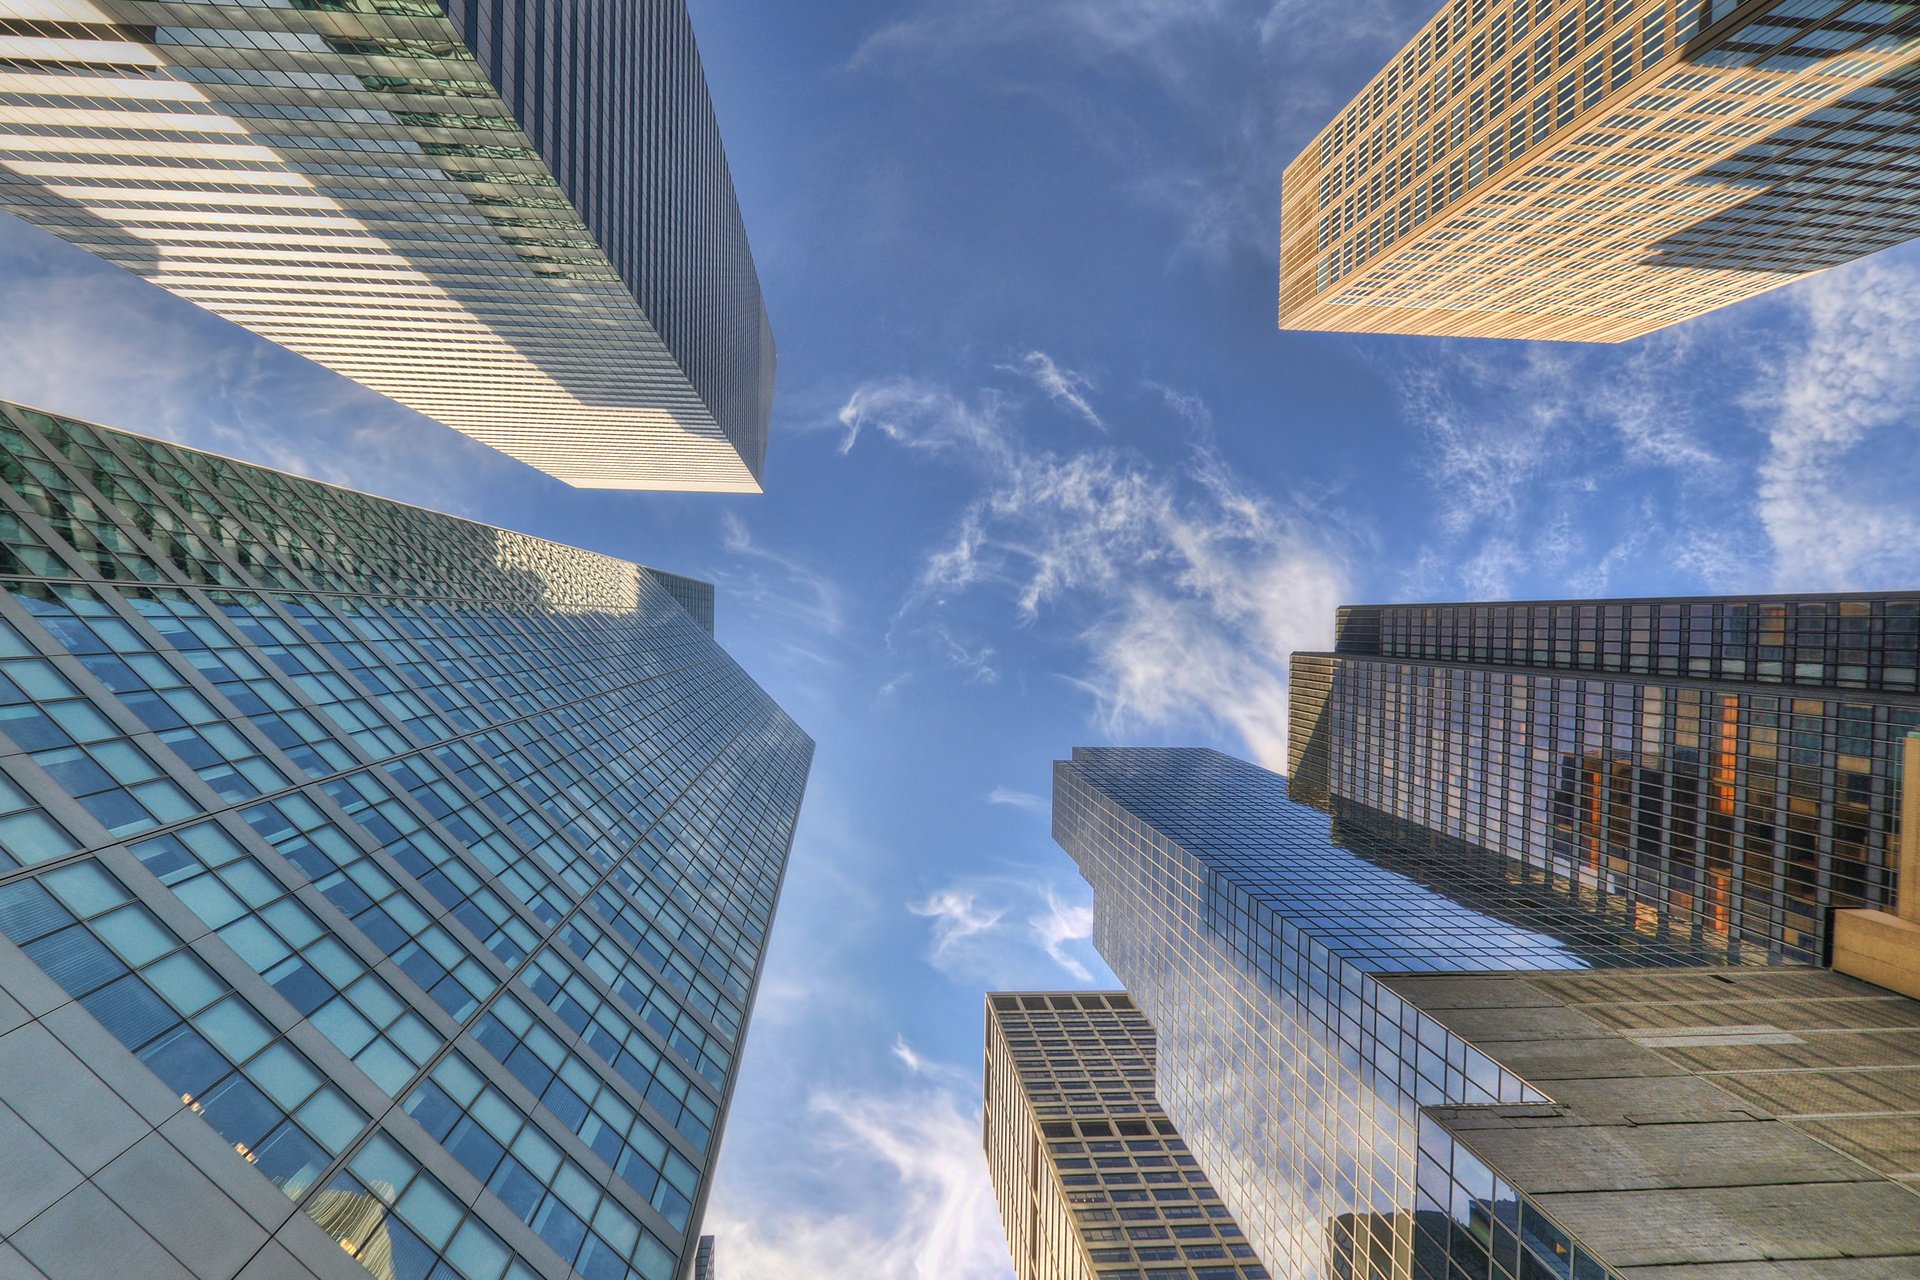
[983,990,1269,1280]
[1278,0,1920,341]
[0,1,774,491]
[1051,746,1920,1280]
[0,400,812,1280]
[1289,595,1920,966]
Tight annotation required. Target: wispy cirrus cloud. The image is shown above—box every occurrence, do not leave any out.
[908,888,1007,959]
[851,0,1248,77]
[1032,889,1096,982]
[847,0,1404,269]
[840,360,1345,767]
[1753,258,1920,590]
[718,511,849,641]
[1394,249,1920,601]
[907,874,1103,987]
[986,785,1048,814]
[704,1059,1009,1280]
[1393,327,1749,600]
[1010,351,1104,430]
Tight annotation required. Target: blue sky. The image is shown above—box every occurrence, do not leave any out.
[3,1,1919,1277]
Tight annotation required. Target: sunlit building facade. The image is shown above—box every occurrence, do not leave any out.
[983,990,1268,1280]
[1052,747,1920,1280]
[0,0,774,491]
[1278,0,1920,341]
[1290,594,1920,966]
[0,400,812,1280]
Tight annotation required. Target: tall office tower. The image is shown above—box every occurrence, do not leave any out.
[982,990,1268,1280]
[0,400,812,1280]
[692,1236,716,1280]
[1290,594,1920,967]
[0,2,774,492]
[1277,0,1920,341]
[1052,747,1920,1280]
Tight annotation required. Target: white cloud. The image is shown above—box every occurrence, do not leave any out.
[1755,258,1920,590]
[1030,890,1095,982]
[836,377,1010,463]
[717,511,848,640]
[843,365,1345,768]
[908,888,1006,958]
[892,1034,975,1088]
[907,875,1104,986]
[705,1076,1010,1280]
[1011,351,1103,430]
[986,786,1048,814]
[925,624,1001,685]
[1393,327,1750,600]
[1402,359,1559,540]
[848,0,1402,269]
[852,0,1245,76]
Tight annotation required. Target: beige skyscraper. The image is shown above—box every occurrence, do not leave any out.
[983,991,1269,1280]
[1278,0,1920,341]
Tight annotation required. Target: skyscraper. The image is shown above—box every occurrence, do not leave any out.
[1052,746,1920,1280]
[0,1,774,492]
[1278,0,1920,341]
[1289,594,1918,965]
[982,990,1268,1280]
[0,399,812,1280]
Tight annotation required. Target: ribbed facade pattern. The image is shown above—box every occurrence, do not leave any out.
[1291,593,1919,966]
[0,0,773,491]
[0,399,812,1280]
[1279,0,1920,341]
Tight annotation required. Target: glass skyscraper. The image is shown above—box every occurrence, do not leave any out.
[0,399,811,1280]
[1054,740,1920,1279]
[1278,0,1920,340]
[0,1,774,492]
[1290,595,1919,966]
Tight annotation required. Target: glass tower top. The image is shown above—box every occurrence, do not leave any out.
[1053,746,1719,1280]
[1062,746,1717,974]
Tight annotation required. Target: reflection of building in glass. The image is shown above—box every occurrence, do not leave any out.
[0,1,774,491]
[0,400,812,1280]
[307,1189,399,1280]
[983,991,1269,1280]
[1278,0,1920,341]
[1052,746,1920,1280]
[1291,596,1920,965]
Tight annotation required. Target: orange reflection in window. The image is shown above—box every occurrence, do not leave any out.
[1714,695,1739,816]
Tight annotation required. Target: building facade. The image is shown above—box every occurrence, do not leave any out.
[1052,747,1920,1280]
[0,0,774,492]
[983,990,1268,1280]
[0,399,812,1280]
[1290,595,1920,966]
[1389,964,1920,1277]
[1278,0,1920,341]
